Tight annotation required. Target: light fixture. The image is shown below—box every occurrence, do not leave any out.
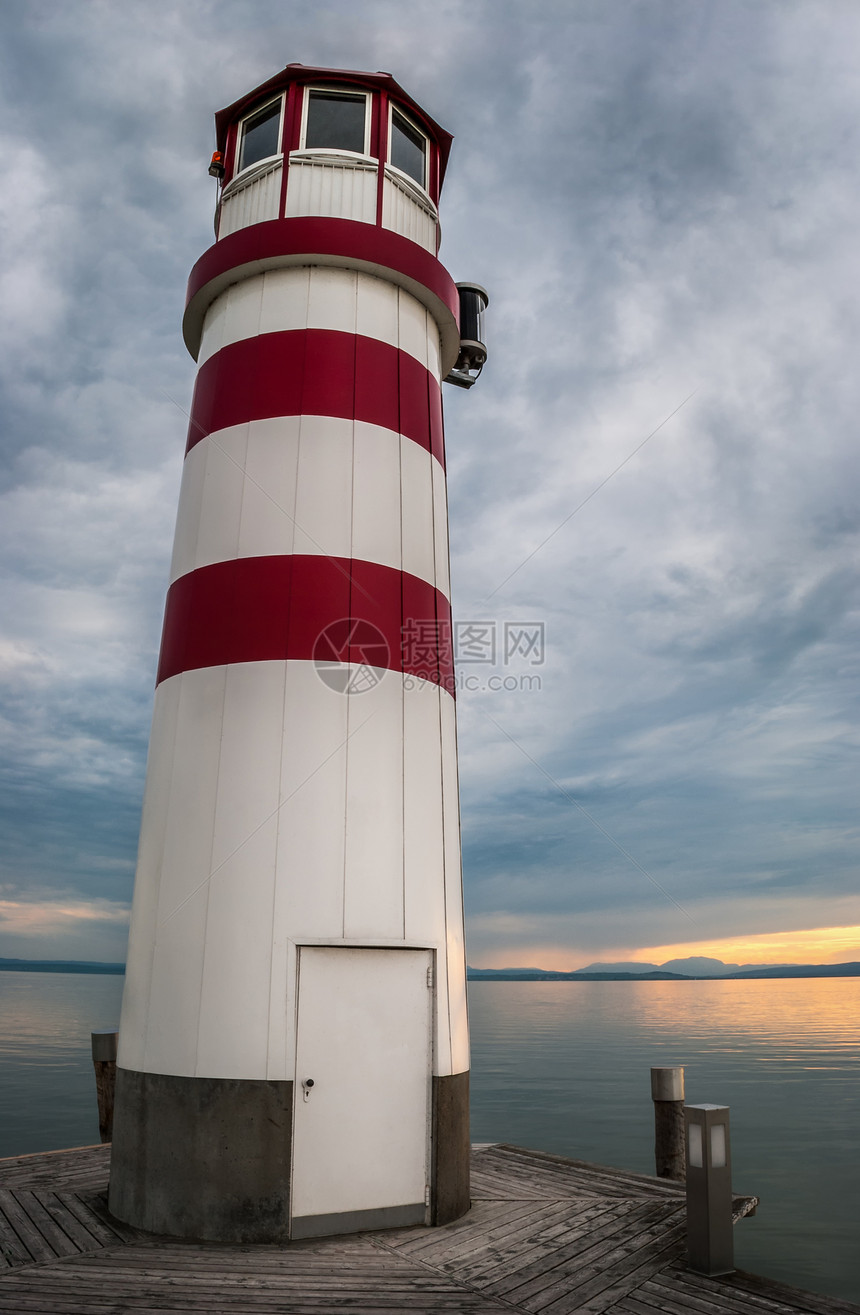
[684,1103,734,1276]
[445,283,489,389]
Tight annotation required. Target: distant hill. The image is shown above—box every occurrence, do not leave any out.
[0,958,125,975]
[574,956,794,976]
[573,961,660,974]
[468,957,860,981]
[661,956,741,976]
[468,966,694,981]
[724,962,860,979]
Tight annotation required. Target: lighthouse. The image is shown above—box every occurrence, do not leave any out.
[109,65,487,1243]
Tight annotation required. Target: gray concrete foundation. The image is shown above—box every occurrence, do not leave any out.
[108,1068,294,1242]
[109,1066,470,1241]
[432,1070,471,1224]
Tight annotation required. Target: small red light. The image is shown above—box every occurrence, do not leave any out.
[208,151,225,179]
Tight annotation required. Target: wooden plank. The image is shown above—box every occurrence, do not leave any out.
[469,1166,563,1201]
[462,1202,639,1289]
[55,1193,134,1249]
[453,1201,630,1283]
[537,1227,685,1314]
[490,1146,688,1194]
[382,1200,578,1266]
[484,1148,686,1202]
[638,1275,750,1315]
[519,1227,684,1314]
[0,1271,515,1314]
[0,1280,504,1306]
[0,1147,109,1191]
[667,1267,824,1315]
[0,1300,510,1313]
[612,1299,695,1315]
[0,1203,33,1268]
[646,1272,796,1315]
[29,1192,106,1254]
[667,1265,858,1315]
[470,1167,579,1201]
[486,1202,667,1299]
[8,1193,80,1259]
[720,1269,860,1315]
[381,1199,551,1257]
[72,1192,147,1245]
[0,1192,59,1265]
[0,1146,110,1199]
[61,1251,410,1276]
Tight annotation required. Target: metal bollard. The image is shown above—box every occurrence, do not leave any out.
[684,1103,734,1276]
[651,1066,685,1180]
[91,1030,118,1144]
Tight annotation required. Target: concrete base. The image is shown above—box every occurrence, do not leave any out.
[108,1068,294,1242]
[432,1070,470,1224]
[109,1066,470,1241]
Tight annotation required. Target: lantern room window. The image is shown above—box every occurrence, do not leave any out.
[389,107,427,188]
[303,89,370,155]
[237,98,283,174]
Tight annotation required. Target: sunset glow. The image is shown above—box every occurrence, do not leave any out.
[0,899,129,934]
[634,925,860,968]
[474,924,860,973]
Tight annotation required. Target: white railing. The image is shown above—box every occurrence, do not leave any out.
[216,152,440,254]
[218,158,283,238]
[285,151,378,225]
[381,167,438,254]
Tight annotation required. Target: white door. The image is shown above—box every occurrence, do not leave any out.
[291,946,432,1238]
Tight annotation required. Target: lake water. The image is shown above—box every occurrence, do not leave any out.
[1,972,857,1304]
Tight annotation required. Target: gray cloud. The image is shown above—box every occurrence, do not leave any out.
[0,0,857,965]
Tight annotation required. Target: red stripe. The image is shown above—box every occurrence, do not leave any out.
[187,216,458,323]
[156,556,454,694]
[182,217,459,368]
[187,329,444,466]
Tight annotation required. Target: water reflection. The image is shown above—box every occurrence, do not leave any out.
[0,972,123,1156]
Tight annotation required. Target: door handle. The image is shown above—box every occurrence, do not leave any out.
[302,1078,315,1103]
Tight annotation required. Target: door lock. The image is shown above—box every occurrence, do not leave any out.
[302,1077,315,1103]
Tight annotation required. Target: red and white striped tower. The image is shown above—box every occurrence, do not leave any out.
[109,66,487,1243]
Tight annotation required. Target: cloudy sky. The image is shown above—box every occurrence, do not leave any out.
[1,0,858,969]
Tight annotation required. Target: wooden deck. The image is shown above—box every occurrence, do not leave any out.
[1,1142,857,1314]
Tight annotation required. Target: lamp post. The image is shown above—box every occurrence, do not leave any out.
[684,1103,734,1276]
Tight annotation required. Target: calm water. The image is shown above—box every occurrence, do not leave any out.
[0,972,857,1303]
[470,978,860,1304]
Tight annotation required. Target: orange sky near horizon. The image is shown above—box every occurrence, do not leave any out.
[481,924,860,972]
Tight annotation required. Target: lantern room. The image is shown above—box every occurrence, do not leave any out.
[208,65,451,254]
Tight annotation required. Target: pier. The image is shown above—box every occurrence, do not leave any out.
[2,1142,857,1313]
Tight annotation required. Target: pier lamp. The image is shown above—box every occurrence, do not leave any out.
[684,1103,734,1276]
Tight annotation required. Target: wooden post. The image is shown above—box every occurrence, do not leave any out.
[91,1030,118,1143]
[651,1066,685,1180]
